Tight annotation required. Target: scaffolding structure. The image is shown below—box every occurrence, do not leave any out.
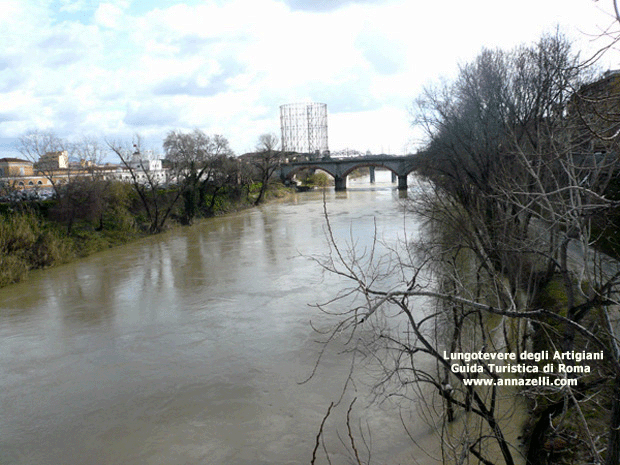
[280,102,328,155]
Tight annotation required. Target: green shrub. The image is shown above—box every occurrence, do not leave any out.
[0,211,76,283]
[0,211,73,285]
[302,172,329,187]
[0,254,29,287]
[102,229,140,246]
[70,229,111,257]
[204,193,234,215]
[249,182,262,194]
[102,204,137,232]
[536,277,569,315]
[0,212,38,253]
[29,228,74,267]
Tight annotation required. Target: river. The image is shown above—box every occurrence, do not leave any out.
[0,171,439,464]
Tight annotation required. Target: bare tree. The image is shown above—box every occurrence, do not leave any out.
[312,32,620,465]
[17,129,72,198]
[252,133,282,206]
[73,136,106,179]
[413,34,620,464]
[107,135,181,234]
[17,132,110,232]
[52,177,108,234]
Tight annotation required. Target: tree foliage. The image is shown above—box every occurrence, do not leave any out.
[163,129,236,223]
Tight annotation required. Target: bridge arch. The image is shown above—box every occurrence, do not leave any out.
[282,164,338,181]
[341,162,398,178]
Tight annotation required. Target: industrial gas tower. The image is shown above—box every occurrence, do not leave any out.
[279,102,328,156]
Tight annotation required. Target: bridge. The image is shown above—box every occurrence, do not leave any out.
[279,154,420,191]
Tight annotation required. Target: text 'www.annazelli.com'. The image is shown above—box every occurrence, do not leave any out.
[461,377,578,387]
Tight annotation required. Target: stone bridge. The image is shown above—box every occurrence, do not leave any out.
[279,154,419,190]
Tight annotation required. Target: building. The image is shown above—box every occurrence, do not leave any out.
[123,150,167,184]
[34,150,69,170]
[0,149,170,195]
[0,157,52,190]
[0,158,34,177]
[571,70,620,152]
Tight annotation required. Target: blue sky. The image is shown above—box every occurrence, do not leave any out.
[0,0,618,159]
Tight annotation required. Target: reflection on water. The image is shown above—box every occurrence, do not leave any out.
[0,173,432,464]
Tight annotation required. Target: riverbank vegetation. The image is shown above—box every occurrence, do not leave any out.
[0,131,292,288]
[299,170,330,188]
[313,30,620,465]
[0,179,289,288]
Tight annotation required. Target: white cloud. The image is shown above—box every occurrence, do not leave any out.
[0,0,24,17]
[58,0,90,13]
[330,106,414,154]
[94,2,128,29]
[0,0,618,157]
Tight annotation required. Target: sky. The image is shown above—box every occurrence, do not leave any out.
[0,0,619,160]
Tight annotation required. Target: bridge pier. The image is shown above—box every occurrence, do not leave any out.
[391,171,397,183]
[369,166,375,183]
[334,175,347,191]
[397,175,408,190]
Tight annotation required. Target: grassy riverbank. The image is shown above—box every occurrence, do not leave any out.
[0,180,293,289]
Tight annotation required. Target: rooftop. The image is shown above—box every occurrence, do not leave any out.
[0,158,32,164]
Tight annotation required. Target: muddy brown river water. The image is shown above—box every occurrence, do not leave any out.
[0,173,443,464]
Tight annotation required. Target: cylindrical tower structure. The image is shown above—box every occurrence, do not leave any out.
[280,102,328,155]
